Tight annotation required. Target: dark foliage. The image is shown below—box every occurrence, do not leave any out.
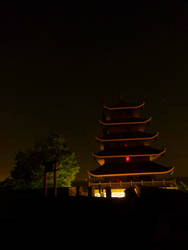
[2,134,80,190]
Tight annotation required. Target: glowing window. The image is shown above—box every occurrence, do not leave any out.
[111,189,126,198]
[94,189,126,198]
[94,189,106,198]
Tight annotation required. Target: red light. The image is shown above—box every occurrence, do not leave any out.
[124,143,128,147]
[125,156,130,163]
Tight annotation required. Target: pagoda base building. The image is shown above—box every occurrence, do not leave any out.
[88,100,176,198]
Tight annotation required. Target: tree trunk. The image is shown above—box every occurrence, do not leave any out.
[54,161,58,197]
[44,171,48,197]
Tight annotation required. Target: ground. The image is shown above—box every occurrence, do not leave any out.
[0,188,188,248]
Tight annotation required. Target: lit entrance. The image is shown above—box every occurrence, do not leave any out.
[94,188,126,198]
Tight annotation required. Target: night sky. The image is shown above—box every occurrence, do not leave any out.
[0,1,188,180]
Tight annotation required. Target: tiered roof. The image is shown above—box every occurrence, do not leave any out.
[89,100,174,178]
[103,101,145,110]
[96,131,159,142]
[92,146,166,159]
[89,162,175,177]
[99,116,152,126]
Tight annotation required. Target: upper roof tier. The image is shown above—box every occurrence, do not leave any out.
[103,101,145,111]
[99,116,152,126]
[96,131,159,142]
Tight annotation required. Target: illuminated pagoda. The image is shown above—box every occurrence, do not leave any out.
[88,100,176,198]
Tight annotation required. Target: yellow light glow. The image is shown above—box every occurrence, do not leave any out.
[111,189,125,198]
[100,144,104,151]
[97,159,105,166]
[162,186,177,190]
[94,189,126,198]
[94,189,106,197]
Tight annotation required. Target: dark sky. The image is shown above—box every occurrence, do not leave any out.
[0,1,188,180]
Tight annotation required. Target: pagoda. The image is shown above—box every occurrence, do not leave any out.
[88,100,176,198]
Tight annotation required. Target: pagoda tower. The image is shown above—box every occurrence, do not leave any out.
[88,100,176,198]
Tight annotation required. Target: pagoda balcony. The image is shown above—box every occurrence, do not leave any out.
[88,179,177,189]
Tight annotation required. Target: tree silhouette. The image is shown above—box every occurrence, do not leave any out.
[8,133,80,194]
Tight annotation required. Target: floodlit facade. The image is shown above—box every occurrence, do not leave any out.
[88,100,176,198]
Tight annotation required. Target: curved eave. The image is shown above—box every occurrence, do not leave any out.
[88,166,175,177]
[96,132,159,142]
[103,102,145,111]
[99,117,152,126]
[92,148,166,159]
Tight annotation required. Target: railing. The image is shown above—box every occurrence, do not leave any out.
[89,179,176,189]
